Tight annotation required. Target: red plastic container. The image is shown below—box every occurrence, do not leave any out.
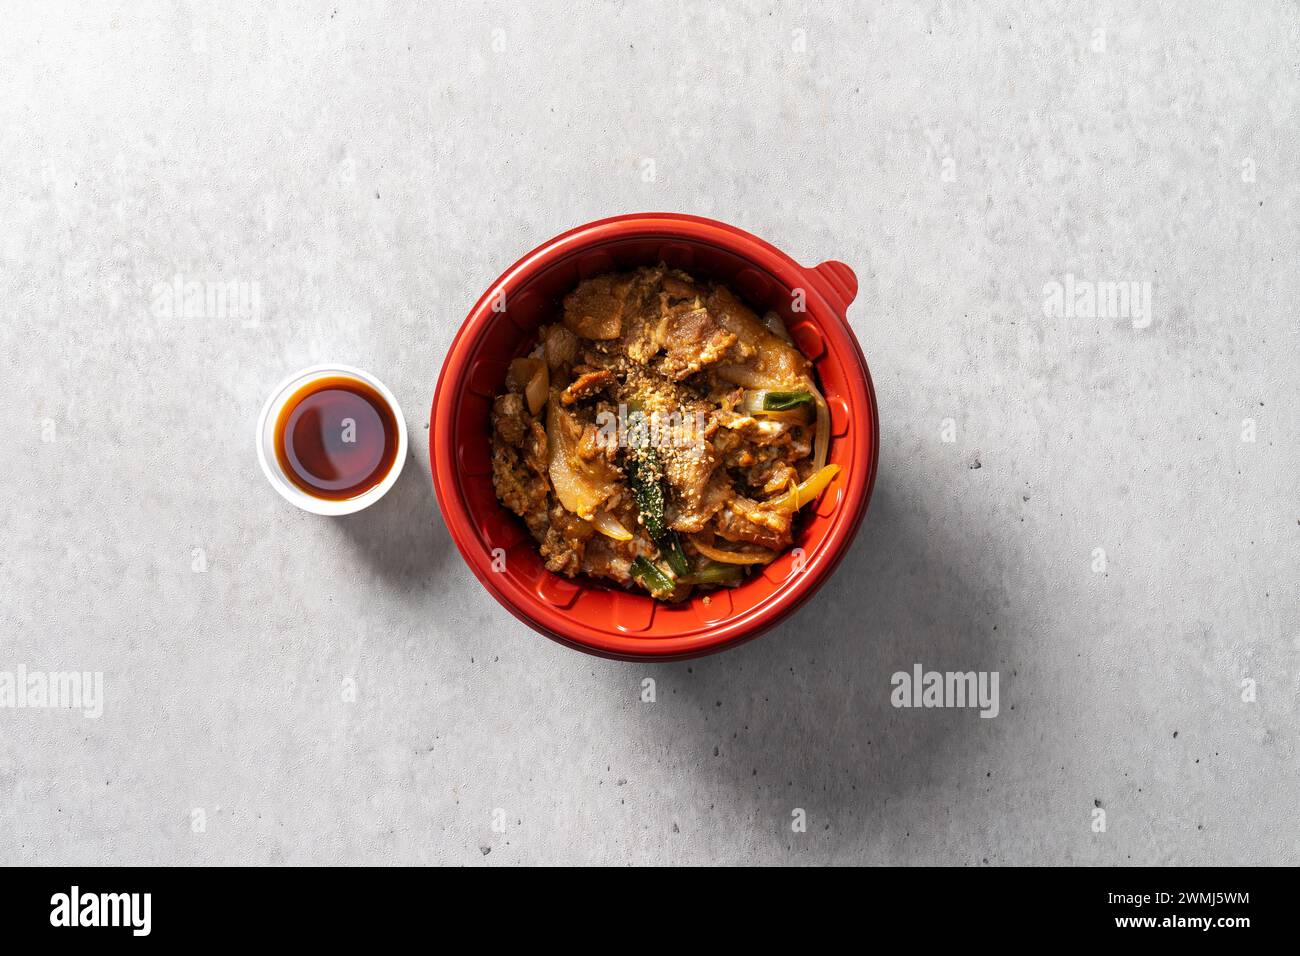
[431,213,878,660]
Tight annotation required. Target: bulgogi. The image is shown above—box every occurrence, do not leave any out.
[491,264,838,601]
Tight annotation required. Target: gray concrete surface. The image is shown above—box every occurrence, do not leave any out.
[2,1,1297,866]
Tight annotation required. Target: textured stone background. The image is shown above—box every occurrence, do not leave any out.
[1,1,1296,865]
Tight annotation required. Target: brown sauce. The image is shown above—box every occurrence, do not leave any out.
[274,376,398,500]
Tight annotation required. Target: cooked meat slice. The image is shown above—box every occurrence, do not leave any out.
[728,442,794,492]
[522,420,548,475]
[716,409,796,446]
[617,306,666,364]
[563,272,638,340]
[543,324,579,371]
[561,369,617,405]
[491,392,530,447]
[714,496,792,550]
[707,284,811,388]
[576,418,620,463]
[656,401,719,513]
[580,348,627,374]
[539,505,595,576]
[581,536,635,585]
[786,427,813,462]
[755,460,799,496]
[661,273,703,302]
[668,472,733,534]
[703,285,763,358]
[492,442,548,522]
[710,423,743,457]
[657,307,738,381]
[591,264,670,363]
[662,442,717,511]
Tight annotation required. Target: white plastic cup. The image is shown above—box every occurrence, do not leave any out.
[256,363,408,516]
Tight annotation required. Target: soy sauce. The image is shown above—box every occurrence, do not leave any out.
[274,376,399,500]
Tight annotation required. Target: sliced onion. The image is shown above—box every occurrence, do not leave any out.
[547,398,614,520]
[762,310,794,343]
[508,358,549,416]
[689,536,777,565]
[524,362,549,415]
[809,382,830,472]
[589,510,632,541]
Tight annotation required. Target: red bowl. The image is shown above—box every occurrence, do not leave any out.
[431,213,879,661]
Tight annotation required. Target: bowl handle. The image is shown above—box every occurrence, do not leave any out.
[811,260,858,319]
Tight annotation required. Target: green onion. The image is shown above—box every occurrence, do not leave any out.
[625,409,667,541]
[661,531,690,577]
[684,561,746,586]
[625,411,693,581]
[631,555,675,596]
[738,390,814,418]
[761,390,813,412]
